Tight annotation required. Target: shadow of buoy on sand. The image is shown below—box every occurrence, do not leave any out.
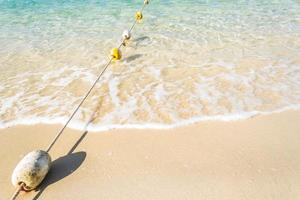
[32,151,86,200]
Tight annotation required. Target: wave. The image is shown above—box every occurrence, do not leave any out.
[1,105,299,132]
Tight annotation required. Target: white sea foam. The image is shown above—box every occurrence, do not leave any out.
[108,78,120,107]
[0,105,299,132]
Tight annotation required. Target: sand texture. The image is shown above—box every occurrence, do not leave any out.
[0,111,300,200]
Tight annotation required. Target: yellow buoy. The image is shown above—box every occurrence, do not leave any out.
[144,0,150,5]
[110,48,122,61]
[135,11,143,21]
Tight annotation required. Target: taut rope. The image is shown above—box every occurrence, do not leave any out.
[46,2,148,153]
[45,58,112,153]
[10,1,151,199]
[10,183,25,200]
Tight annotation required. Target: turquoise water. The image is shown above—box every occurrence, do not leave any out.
[0,0,300,130]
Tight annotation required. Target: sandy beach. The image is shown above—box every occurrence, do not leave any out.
[1,0,300,199]
[1,110,299,200]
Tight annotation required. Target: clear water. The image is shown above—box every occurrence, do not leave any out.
[0,0,300,131]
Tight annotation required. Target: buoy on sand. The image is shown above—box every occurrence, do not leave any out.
[12,150,51,191]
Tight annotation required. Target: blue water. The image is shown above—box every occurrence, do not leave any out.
[0,0,300,130]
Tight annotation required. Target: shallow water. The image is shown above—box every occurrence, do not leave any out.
[0,0,300,131]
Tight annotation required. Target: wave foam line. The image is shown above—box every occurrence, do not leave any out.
[0,105,300,132]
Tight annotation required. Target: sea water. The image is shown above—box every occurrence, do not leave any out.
[0,0,300,131]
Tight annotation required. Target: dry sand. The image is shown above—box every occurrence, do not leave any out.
[0,110,300,200]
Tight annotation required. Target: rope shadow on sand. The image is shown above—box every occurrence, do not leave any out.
[32,150,87,200]
[32,99,104,199]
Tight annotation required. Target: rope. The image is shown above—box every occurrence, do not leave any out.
[46,2,149,153]
[10,183,25,200]
[45,58,112,153]
[129,4,146,34]
[10,1,150,199]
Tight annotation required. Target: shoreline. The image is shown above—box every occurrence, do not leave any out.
[1,110,300,199]
[1,105,300,132]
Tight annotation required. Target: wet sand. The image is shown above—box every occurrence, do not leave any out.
[1,110,300,200]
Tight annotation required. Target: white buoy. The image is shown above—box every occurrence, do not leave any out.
[122,30,131,41]
[12,150,51,191]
